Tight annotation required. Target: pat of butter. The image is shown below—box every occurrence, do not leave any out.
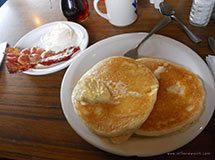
[73,76,111,104]
[154,66,166,79]
[167,81,185,95]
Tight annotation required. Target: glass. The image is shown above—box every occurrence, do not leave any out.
[61,0,89,22]
[211,4,215,20]
[189,0,215,27]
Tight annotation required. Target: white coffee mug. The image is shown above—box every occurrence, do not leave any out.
[94,0,138,27]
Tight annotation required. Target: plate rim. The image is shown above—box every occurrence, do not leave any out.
[14,21,89,75]
[60,32,215,157]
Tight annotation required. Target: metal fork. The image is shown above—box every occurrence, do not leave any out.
[208,36,215,54]
[124,16,171,59]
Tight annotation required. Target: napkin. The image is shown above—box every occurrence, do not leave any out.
[206,55,215,79]
[0,42,7,66]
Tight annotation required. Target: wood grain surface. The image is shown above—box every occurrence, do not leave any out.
[0,0,214,159]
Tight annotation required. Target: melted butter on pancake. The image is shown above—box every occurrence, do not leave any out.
[154,66,166,79]
[166,81,185,96]
[73,77,142,105]
[106,81,142,99]
[73,76,111,104]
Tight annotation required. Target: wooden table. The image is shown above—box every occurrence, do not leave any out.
[0,0,214,159]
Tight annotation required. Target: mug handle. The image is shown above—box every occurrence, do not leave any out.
[93,0,108,20]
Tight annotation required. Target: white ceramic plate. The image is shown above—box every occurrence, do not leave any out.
[60,33,215,157]
[15,21,89,75]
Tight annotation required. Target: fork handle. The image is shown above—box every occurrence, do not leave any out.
[136,16,171,49]
[171,15,202,43]
[208,37,215,54]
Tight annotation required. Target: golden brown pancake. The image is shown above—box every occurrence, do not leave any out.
[136,58,205,136]
[72,56,159,140]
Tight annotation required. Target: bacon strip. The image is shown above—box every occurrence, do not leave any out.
[40,47,80,66]
[5,46,80,73]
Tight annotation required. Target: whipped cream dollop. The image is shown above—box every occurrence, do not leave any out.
[40,23,78,52]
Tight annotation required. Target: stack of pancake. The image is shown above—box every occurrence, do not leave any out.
[72,56,205,144]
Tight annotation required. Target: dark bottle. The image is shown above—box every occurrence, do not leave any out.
[61,0,89,22]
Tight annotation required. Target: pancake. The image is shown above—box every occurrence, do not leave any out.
[110,132,133,144]
[72,56,159,140]
[136,58,205,136]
